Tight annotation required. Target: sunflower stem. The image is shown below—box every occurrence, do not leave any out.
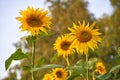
[92,72,95,80]
[80,74,86,80]
[65,57,71,76]
[66,57,70,66]
[86,54,89,80]
[32,40,36,80]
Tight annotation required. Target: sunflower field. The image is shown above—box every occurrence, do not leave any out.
[3,0,120,80]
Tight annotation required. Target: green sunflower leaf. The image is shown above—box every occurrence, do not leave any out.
[66,66,86,74]
[118,47,120,56]
[31,64,64,72]
[116,55,120,65]
[67,73,80,80]
[39,31,52,37]
[109,65,120,73]
[66,60,87,74]
[22,66,32,71]
[95,72,111,80]
[35,58,45,67]
[5,48,28,70]
[116,47,120,64]
[50,53,58,63]
[88,57,98,69]
[75,59,87,67]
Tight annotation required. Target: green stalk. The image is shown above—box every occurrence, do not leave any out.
[32,40,36,80]
[92,72,95,80]
[86,54,89,80]
[65,57,71,76]
[66,57,70,66]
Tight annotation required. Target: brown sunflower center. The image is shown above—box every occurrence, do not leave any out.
[78,31,92,42]
[27,15,42,27]
[61,41,71,50]
[97,66,104,72]
[56,71,62,78]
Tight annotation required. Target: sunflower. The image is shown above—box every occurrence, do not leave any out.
[95,61,106,75]
[68,21,102,54]
[53,34,75,58]
[16,6,51,36]
[42,73,54,80]
[52,68,67,80]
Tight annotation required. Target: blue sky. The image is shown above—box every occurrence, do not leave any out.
[0,0,113,79]
[88,0,113,18]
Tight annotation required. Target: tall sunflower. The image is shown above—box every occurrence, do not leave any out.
[68,21,102,54]
[52,68,67,80]
[95,61,106,75]
[53,34,75,58]
[16,6,51,36]
[42,73,54,80]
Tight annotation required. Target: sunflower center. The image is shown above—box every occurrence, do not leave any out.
[78,31,92,42]
[27,15,42,27]
[61,42,71,50]
[97,66,104,72]
[56,71,62,78]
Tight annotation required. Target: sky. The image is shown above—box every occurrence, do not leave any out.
[88,0,113,18]
[0,0,113,79]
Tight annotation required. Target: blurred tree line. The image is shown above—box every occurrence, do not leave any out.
[2,0,120,80]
